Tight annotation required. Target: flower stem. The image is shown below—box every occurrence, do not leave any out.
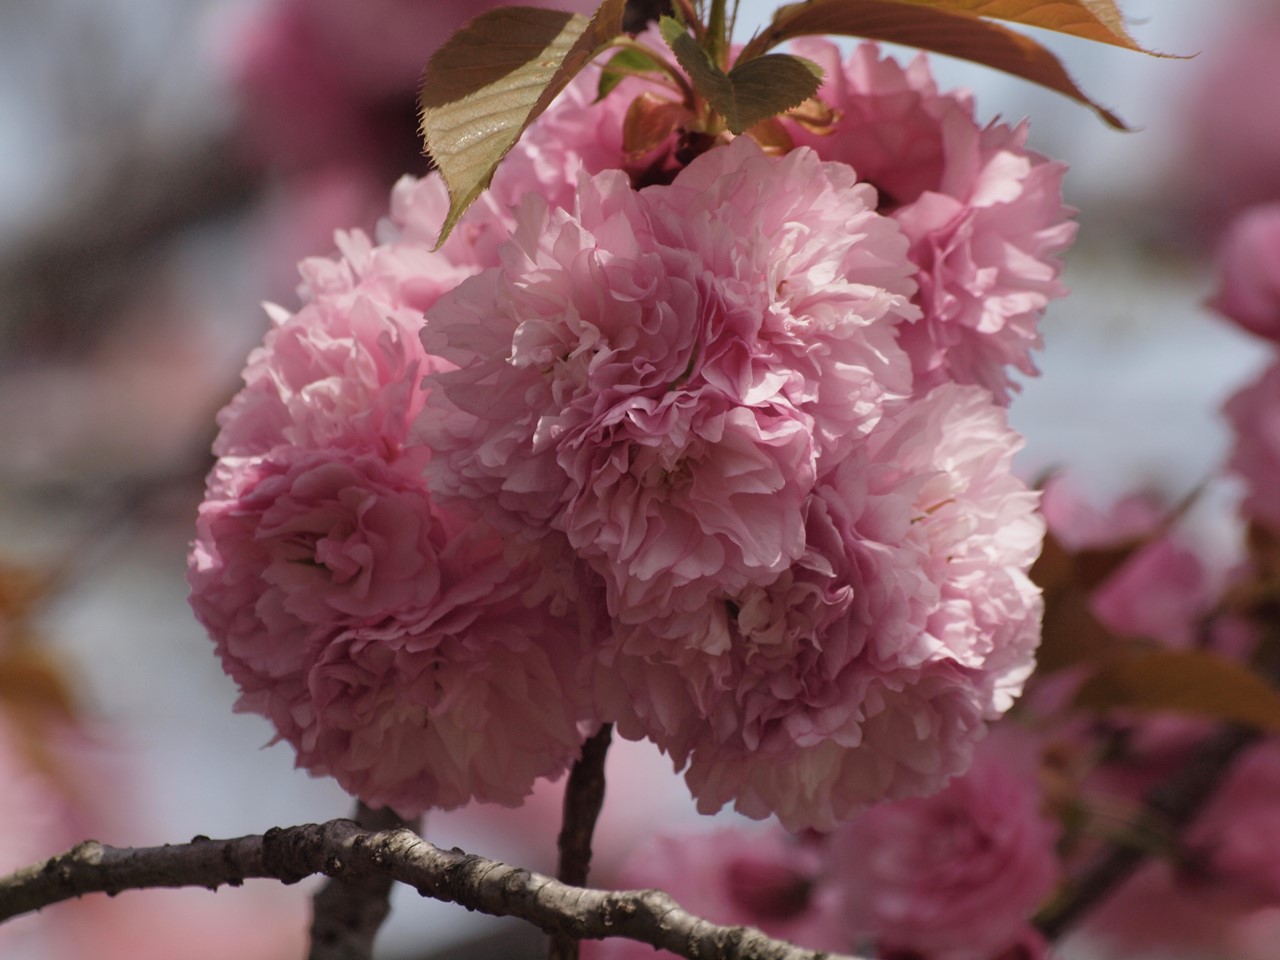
[548,724,614,960]
[706,0,728,70]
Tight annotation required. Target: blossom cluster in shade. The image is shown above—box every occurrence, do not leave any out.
[584,730,1058,960]
[189,40,1069,828]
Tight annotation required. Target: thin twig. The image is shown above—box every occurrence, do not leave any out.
[556,725,613,888]
[550,724,613,960]
[309,802,417,960]
[0,820,863,960]
[1035,724,1259,939]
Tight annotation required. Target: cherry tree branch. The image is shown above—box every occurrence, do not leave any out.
[0,820,863,960]
[309,803,417,960]
[551,723,613,960]
[1035,723,1259,939]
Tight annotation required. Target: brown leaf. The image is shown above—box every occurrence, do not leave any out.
[1037,586,1119,673]
[744,117,796,155]
[622,91,692,157]
[419,0,627,245]
[0,647,76,720]
[872,0,1160,52]
[740,0,1131,128]
[784,96,840,135]
[1030,531,1143,673]
[1075,649,1280,731]
[0,564,49,624]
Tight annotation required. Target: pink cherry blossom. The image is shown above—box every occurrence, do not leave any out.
[421,136,1044,828]
[215,173,500,463]
[786,41,1075,403]
[189,448,591,813]
[1210,203,1280,343]
[673,385,1044,831]
[1224,359,1280,535]
[420,137,919,660]
[189,169,594,812]
[583,826,846,960]
[834,729,1060,960]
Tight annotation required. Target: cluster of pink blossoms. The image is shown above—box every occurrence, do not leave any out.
[189,40,1071,828]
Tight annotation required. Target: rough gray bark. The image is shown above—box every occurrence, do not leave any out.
[0,820,863,960]
[309,803,416,960]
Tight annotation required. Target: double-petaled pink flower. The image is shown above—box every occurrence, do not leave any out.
[189,172,594,814]
[788,41,1075,403]
[421,137,1044,829]
[194,40,1064,826]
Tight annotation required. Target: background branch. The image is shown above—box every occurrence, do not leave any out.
[1036,723,1260,938]
[0,820,865,960]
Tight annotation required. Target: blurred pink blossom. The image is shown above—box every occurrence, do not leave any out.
[1084,745,1280,959]
[291,0,600,97]
[834,729,1059,960]
[0,718,305,960]
[1038,477,1165,552]
[787,41,1074,403]
[1186,742,1280,910]
[1180,6,1280,233]
[583,826,845,960]
[1210,203,1280,343]
[1224,359,1280,535]
[0,716,79,955]
[224,0,599,171]
[1037,478,1221,653]
[1091,537,1213,649]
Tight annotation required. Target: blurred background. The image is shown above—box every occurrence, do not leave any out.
[0,0,1277,957]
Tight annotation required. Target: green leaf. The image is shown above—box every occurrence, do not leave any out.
[660,17,823,135]
[597,46,664,101]
[1075,649,1280,731]
[419,0,627,246]
[739,0,1137,128]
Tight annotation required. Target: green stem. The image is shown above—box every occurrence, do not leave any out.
[706,0,728,70]
[611,36,697,103]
